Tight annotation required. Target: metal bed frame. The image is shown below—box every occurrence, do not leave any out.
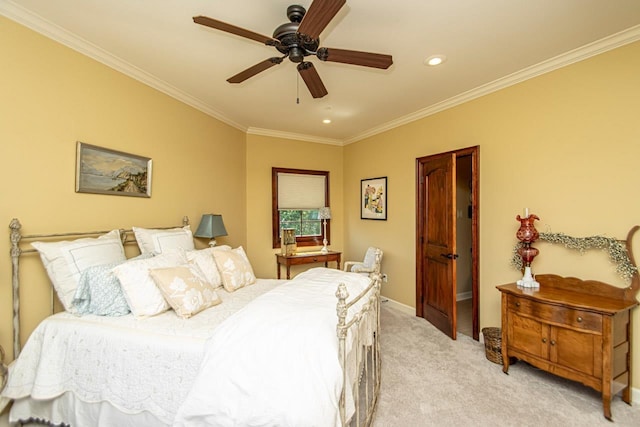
[4,217,382,426]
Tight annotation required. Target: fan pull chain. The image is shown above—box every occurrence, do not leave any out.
[296,72,300,104]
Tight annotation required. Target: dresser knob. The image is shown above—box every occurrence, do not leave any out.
[515,302,521,307]
[550,340,556,346]
[542,338,547,343]
[577,316,583,323]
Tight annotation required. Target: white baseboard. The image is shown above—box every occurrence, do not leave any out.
[383,294,471,310]
[381,296,415,316]
[633,387,640,404]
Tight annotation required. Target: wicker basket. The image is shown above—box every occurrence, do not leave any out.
[481,327,504,365]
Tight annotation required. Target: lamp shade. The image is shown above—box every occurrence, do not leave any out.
[318,207,331,220]
[194,214,228,239]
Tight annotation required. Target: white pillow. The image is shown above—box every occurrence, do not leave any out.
[133,226,194,255]
[113,251,187,317]
[213,246,257,292]
[32,230,125,312]
[150,265,222,319]
[182,247,226,288]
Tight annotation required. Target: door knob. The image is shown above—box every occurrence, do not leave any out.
[440,253,459,260]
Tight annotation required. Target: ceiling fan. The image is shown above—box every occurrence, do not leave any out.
[193,0,393,99]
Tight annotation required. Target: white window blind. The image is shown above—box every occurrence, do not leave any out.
[277,173,326,209]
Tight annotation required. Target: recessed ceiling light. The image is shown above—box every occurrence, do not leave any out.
[425,55,446,66]
[323,119,331,124]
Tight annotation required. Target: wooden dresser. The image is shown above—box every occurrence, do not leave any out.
[497,274,638,420]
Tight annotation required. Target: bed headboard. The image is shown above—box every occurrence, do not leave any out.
[8,216,190,359]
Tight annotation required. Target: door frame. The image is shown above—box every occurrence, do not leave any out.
[416,145,479,340]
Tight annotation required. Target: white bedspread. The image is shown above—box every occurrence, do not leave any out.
[1,279,284,425]
[174,267,373,427]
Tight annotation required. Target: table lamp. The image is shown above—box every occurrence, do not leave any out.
[194,214,228,247]
[319,207,331,253]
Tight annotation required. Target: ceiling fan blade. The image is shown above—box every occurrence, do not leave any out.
[317,47,393,69]
[193,16,279,46]
[227,58,284,84]
[297,62,328,98]
[297,0,346,40]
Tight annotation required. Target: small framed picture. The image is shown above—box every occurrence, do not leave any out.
[361,177,387,220]
[76,142,152,197]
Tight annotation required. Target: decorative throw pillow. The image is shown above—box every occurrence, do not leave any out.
[133,225,194,255]
[212,246,257,292]
[182,246,231,288]
[150,265,222,319]
[113,251,187,317]
[32,230,125,312]
[73,261,131,316]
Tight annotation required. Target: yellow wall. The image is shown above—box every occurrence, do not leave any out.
[0,16,248,360]
[245,134,344,278]
[343,41,640,385]
[3,12,640,393]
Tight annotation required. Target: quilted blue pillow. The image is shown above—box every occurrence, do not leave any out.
[73,260,135,316]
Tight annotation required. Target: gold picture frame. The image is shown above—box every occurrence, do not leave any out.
[76,142,152,198]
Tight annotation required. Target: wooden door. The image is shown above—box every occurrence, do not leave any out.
[416,153,457,338]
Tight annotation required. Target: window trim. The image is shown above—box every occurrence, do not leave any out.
[272,167,330,249]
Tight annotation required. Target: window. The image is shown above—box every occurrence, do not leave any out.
[272,167,330,249]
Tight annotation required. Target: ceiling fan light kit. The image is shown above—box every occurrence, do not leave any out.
[193,0,393,98]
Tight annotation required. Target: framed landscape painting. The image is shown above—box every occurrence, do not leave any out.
[76,142,152,197]
[361,176,387,220]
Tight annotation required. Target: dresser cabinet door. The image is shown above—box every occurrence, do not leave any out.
[549,326,602,378]
[508,312,548,359]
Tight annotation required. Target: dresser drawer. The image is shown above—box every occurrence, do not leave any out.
[507,295,602,333]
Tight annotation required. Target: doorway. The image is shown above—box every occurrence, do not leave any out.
[415,146,479,340]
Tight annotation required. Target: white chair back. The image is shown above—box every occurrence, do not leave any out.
[344,247,383,275]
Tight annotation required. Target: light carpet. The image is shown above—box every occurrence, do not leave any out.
[373,303,640,427]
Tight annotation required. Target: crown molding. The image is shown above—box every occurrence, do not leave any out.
[2,0,638,146]
[344,24,640,145]
[246,127,344,146]
[0,0,247,133]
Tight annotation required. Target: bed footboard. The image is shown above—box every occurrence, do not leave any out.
[336,249,382,427]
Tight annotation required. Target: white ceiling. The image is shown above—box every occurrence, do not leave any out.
[2,0,640,144]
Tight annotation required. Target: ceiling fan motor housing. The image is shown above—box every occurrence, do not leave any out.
[273,5,319,63]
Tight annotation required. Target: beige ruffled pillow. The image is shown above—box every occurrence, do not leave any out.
[149,265,221,318]
[213,246,256,292]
